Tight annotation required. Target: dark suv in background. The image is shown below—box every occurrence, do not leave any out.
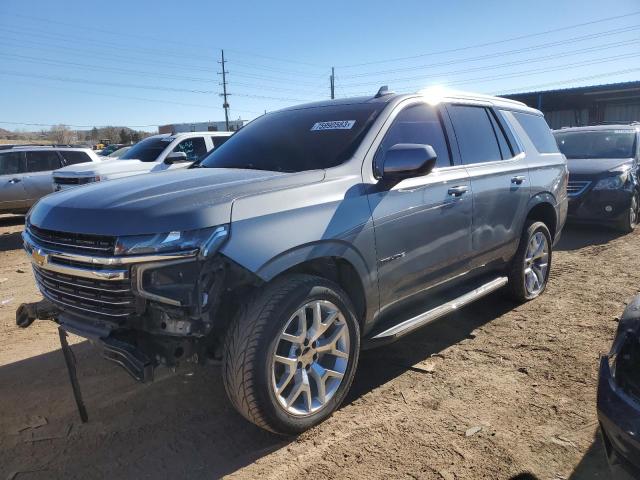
[19,88,567,434]
[554,124,640,232]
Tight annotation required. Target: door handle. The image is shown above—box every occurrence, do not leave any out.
[511,175,526,185]
[447,185,468,197]
[8,178,22,184]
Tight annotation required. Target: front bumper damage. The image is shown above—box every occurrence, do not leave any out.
[17,226,249,384]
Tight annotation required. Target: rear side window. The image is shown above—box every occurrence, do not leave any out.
[448,105,502,165]
[59,151,92,165]
[512,112,558,154]
[377,103,452,170]
[174,137,207,161]
[211,136,229,148]
[25,151,62,172]
[0,152,25,175]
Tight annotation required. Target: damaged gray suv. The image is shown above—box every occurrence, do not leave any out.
[18,87,567,434]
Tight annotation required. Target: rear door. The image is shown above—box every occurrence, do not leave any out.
[23,150,63,206]
[446,103,530,268]
[0,151,27,212]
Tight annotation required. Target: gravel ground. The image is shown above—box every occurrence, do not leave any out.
[0,213,636,480]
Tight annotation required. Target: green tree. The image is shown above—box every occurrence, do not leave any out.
[90,127,99,141]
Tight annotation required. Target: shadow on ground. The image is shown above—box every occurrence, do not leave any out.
[0,293,517,479]
[556,224,625,252]
[570,433,635,480]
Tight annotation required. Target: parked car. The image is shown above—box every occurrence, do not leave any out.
[52,132,232,191]
[18,87,567,434]
[0,146,101,214]
[598,294,640,477]
[106,146,131,158]
[553,124,640,232]
[99,144,125,157]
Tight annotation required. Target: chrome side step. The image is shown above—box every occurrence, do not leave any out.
[372,276,508,340]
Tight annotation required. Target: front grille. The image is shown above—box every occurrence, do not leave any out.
[567,180,591,197]
[27,224,115,255]
[33,265,136,320]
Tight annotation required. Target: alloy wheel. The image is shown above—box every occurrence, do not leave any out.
[630,193,638,228]
[523,231,549,297]
[271,300,350,416]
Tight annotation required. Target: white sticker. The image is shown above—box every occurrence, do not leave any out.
[310,120,356,131]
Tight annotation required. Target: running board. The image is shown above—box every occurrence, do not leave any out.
[371,276,508,341]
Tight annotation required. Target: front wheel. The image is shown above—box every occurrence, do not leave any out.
[617,191,639,234]
[507,221,553,302]
[222,274,360,435]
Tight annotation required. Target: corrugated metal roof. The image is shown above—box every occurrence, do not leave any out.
[504,80,640,98]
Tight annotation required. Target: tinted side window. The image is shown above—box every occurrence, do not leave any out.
[0,152,25,175]
[378,103,452,171]
[60,151,92,165]
[448,105,502,165]
[487,111,513,159]
[174,137,207,161]
[512,112,559,154]
[212,136,229,148]
[26,151,62,172]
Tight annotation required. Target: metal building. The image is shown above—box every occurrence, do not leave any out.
[502,80,640,129]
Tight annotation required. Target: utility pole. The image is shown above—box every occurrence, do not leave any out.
[330,67,335,100]
[218,49,230,131]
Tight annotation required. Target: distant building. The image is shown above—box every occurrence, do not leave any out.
[158,120,245,134]
[502,80,640,129]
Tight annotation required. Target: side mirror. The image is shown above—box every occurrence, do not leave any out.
[164,151,189,164]
[382,143,438,180]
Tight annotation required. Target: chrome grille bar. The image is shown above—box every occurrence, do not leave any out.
[567,180,591,197]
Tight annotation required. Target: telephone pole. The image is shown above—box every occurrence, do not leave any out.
[218,49,230,131]
[330,67,335,100]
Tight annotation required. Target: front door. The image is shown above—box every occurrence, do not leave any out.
[368,102,473,312]
[23,150,62,207]
[0,151,27,212]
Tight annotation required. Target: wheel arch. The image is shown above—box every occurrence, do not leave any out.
[524,193,558,240]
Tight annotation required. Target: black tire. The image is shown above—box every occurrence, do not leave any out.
[222,274,360,435]
[506,221,553,303]
[616,191,638,234]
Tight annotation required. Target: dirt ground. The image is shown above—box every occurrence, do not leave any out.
[0,213,637,480]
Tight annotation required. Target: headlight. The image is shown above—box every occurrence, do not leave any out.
[115,225,228,256]
[594,170,629,190]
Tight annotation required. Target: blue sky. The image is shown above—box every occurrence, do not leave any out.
[0,0,639,132]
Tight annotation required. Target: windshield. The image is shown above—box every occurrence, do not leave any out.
[119,137,171,162]
[199,103,382,172]
[108,147,130,158]
[554,130,636,159]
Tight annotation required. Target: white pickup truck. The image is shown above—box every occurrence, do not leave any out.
[52,132,232,190]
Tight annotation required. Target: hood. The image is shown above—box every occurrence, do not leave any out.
[30,168,325,236]
[566,158,633,176]
[53,158,153,177]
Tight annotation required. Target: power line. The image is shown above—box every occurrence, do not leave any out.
[0,120,160,129]
[494,68,640,95]
[341,52,640,96]
[338,25,640,79]
[336,10,640,68]
[337,38,640,89]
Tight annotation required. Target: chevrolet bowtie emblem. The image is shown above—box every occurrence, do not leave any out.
[32,249,47,266]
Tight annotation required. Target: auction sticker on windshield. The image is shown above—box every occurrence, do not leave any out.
[311,120,356,131]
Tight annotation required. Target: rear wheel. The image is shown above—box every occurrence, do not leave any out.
[507,221,552,302]
[616,191,638,233]
[222,274,360,435]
